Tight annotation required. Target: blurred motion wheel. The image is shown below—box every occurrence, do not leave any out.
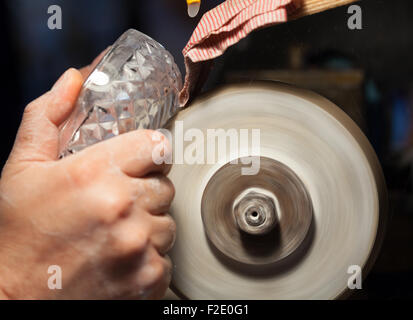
[167,82,387,299]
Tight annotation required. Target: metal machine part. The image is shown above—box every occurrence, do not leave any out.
[166,82,386,299]
[201,157,313,266]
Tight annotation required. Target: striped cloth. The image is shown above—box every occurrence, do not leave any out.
[179,0,301,106]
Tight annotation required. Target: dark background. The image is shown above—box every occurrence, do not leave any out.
[0,0,412,299]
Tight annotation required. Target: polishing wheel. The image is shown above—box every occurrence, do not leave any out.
[166,82,386,299]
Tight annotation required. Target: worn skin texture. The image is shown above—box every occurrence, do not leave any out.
[0,60,176,299]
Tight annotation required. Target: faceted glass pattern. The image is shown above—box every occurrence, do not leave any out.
[59,29,182,157]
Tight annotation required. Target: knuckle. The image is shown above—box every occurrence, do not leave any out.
[67,158,99,188]
[86,188,133,224]
[23,94,49,118]
[152,260,166,282]
[144,258,168,288]
[23,101,39,116]
[100,193,133,221]
[66,160,136,223]
[136,253,171,298]
[113,229,149,256]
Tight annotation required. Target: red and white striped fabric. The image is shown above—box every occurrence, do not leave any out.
[179,0,301,106]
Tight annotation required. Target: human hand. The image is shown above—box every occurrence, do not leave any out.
[0,66,175,300]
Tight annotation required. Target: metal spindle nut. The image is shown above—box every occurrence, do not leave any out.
[233,191,278,235]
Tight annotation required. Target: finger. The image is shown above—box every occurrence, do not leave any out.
[73,129,172,178]
[110,211,175,257]
[135,247,172,300]
[8,68,83,163]
[146,254,172,300]
[148,213,176,255]
[138,174,175,214]
[109,218,149,259]
[78,47,110,80]
[47,69,84,126]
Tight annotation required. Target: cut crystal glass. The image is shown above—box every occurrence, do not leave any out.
[59,29,182,157]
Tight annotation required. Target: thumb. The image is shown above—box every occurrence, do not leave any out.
[8,68,83,165]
